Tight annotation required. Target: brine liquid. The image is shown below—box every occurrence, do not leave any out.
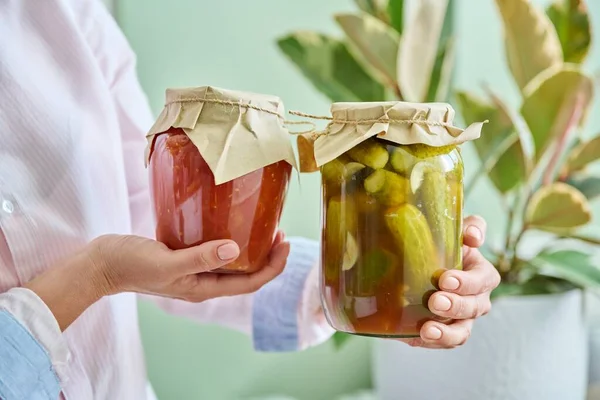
[321,139,463,337]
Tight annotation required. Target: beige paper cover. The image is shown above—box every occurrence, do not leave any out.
[146,86,298,184]
[298,101,485,171]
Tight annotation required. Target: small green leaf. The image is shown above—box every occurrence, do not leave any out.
[456,91,527,193]
[530,250,600,289]
[520,66,594,161]
[332,331,353,350]
[491,275,578,300]
[546,0,592,64]
[277,32,385,102]
[494,0,563,90]
[335,13,400,87]
[386,0,404,34]
[354,0,389,18]
[563,136,600,175]
[525,182,592,231]
[567,175,600,201]
[398,0,450,102]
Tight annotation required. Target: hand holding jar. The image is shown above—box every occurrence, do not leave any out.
[400,215,500,348]
[299,101,500,345]
[25,232,290,332]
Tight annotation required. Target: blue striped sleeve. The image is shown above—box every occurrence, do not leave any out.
[252,237,320,352]
[0,310,60,400]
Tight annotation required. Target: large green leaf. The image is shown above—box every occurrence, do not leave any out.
[386,0,404,34]
[277,32,385,102]
[494,0,563,90]
[491,275,578,300]
[335,13,400,88]
[456,91,527,193]
[520,66,594,161]
[398,0,449,102]
[525,182,592,231]
[563,136,600,175]
[567,175,600,201]
[530,250,600,289]
[425,3,455,102]
[426,38,456,102]
[546,0,592,63]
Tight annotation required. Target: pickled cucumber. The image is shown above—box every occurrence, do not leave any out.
[347,139,389,169]
[364,169,408,206]
[355,191,379,214]
[414,161,461,270]
[402,143,457,159]
[321,156,365,185]
[351,249,395,297]
[384,204,439,302]
[324,196,358,281]
[390,147,416,176]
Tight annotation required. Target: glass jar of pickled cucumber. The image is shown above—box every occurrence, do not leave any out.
[145,86,297,274]
[299,101,484,337]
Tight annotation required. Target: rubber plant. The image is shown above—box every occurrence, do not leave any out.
[276,0,599,349]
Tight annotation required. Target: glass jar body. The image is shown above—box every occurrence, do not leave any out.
[149,128,292,273]
[320,138,463,337]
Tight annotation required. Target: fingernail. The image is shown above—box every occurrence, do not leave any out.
[467,226,482,242]
[217,243,239,260]
[432,295,452,311]
[442,276,460,290]
[424,326,442,340]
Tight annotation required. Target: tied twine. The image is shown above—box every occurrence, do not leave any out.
[163,97,317,134]
[163,97,463,137]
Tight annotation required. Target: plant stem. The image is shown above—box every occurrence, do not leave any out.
[541,93,585,185]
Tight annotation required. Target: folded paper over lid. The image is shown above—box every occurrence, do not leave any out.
[297,101,485,171]
[145,86,298,184]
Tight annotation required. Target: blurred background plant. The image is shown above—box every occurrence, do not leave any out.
[277,0,600,347]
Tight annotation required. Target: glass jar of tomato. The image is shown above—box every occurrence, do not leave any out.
[146,86,297,273]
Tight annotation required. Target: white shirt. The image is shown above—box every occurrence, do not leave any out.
[0,1,331,399]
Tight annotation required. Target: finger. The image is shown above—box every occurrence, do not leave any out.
[273,230,285,247]
[462,215,487,248]
[428,291,491,319]
[419,318,474,348]
[191,241,290,300]
[168,240,240,274]
[439,250,500,295]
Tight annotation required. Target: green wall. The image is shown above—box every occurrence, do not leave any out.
[117,0,600,399]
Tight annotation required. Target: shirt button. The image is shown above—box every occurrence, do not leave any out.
[2,199,14,214]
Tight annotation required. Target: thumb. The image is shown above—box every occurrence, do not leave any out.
[166,240,240,274]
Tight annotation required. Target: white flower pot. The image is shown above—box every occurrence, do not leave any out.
[372,290,588,400]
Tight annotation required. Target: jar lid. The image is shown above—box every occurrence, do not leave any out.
[145,86,297,184]
[297,101,486,171]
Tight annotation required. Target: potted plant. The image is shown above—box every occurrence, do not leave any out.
[277,0,599,398]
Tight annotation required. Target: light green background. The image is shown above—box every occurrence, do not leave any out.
[116,1,600,399]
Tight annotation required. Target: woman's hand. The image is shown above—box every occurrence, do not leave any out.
[93,232,289,301]
[401,216,501,349]
[26,233,290,331]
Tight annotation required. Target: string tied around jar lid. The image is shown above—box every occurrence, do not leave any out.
[162,96,319,135]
